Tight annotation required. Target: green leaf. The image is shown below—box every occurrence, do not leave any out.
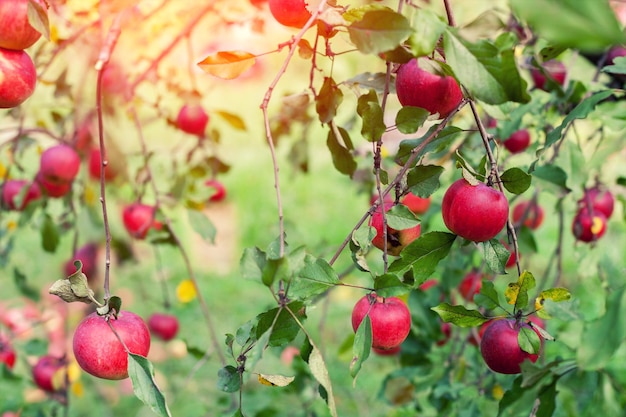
[231,408,245,417]
[407,8,446,56]
[474,280,501,311]
[406,165,444,197]
[240,247,267,282]
[187,209,216,244]
[500,168,532,195]
[256,302,305,347]
[385,204,419,230]
[289,255,340,300]
[308,343,338,417]
[316,77,343,124]
[128,353,172,417]
[235,320,255,346]
[350,315,371,379]
[536,379,558,417]
[510,0,626,51]
[443,30,530,105]
[373,274,409,298]
[395,106,430,134]
[518,326,541,355]
[396,126,463,165]
[327,127,357,177]
[389,232,456,280]
[531,164,570,191]
[41,213,60,253]
[534,287,571,317]
[357,90,385,142]
[431,303,489,327]
[505,271,536,311]
[217,365,241,393]
[13,268,39,301]
[348,10,413,55]
[603,56,626,75]
[481,239,510,274]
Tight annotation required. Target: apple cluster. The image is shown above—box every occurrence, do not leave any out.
[572,185,614,243]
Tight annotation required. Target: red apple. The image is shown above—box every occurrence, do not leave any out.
[369,204,421,256]
[441,178,509,242]
[395,58,463,118]
[122,203,158,239]
[101,61,128,97]
[372,345,401,356]
[32,355,65,392]
[39,144,81,185]
[401,192,431,215]
[35,171,72,198]
[436,322,452,346]
[530,60,567,91]
[64,243,99,281]
[206,179,226,202]
[0,47,36,108]
[88,148,116,181]
[468,319,492,346]
[1,179,41,210]
[369,192,393,207]
[578,186,614,219]
[503,241,520,268]
[268,0,313,28]
[351,293,411,350]
[147,313,179,341]
[502,129,531,154]
[606,45,626,66]
[419,279,438,291]
[0,336,16,369]
[176,104,209,136]
[0,0,43,50]
[480,318,542,374]
[72,310,151,380]
[572,208,607,243]
[512,200,544,229]
[458,271,483,302]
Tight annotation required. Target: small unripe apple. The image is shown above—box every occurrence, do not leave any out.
[268,0,313,28]
[578,186,614,219]
[480,318,542,374]
[351,293,411,350]
[572,208,607,243]
[512,200,544,230]
[73,310,151,380]
[2,179,41,210]
[32,355,65,392]
[502,129,531,154]
[176,104,209,136]
[122,203,158,239]
[395,58,463,118]
[39,144,81,185]
[0,337,16,369]
[64,243,99,281]
[0,47,36,108]
[530,60,566,91]
[401,192,431,215]
[0,0,43,50]
[148,313,179,341]
[458,271,483,302]
[369,204,421,256]
[88,148,116,181]
[441,178,509,242]
[205,179,226,202]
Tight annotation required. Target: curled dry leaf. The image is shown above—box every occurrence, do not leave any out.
[197,51,256,80]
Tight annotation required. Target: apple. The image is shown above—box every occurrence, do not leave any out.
[351,293,411,350]
[530,60,567,91]
[0,0,43,50]
[0,47,36,108]
[458,271,483,302]
[0,337,16,369]
[147,313,179,341]
[441,178,509,242]
[436,322,452,346]
[572,208,607,243]
[502,241,520,268]
[73,310,151,380]
[606,45,626,66]
[480,318,542,374]
[401,192,431,215]
[268,0,312,29]
[39,144,81,185]
[372,345,401,356]
[32,355,65,392]
[512,200,544,229]
[35,171,72,198]
[369,192,393,207]
[395,58,463,118]
[502,129,531,154]
[206,179,227,202]
[88,148,116,181]
[468,319,492,346]
[1,179,41,210]
[122,203,158,239]
[419,279,438,291]
[64,243,99,281]
[578,186,614,219]
[527,315,545,330]
[176,104,209,136]
[369,204,421,256]
[101,61,128,97]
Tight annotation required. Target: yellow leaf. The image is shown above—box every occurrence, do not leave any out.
[176,279,197,303]
[505,283,520,305]
[67,361,81,383]
[257,373,295,387]
[535,287,571,316]
[0,161,6,178]
[215,110,247,131]
[71,381,84,397]
[197,51,256,80]
[492,383,504,400]
[6,220,17,232]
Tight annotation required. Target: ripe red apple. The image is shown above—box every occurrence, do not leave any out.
[0,47,36,108]
[480,318,542,374]
[369,204,421,256]
[606,45,626,66]
[419,279,438,291]
[35,171,72,198]
[100,61,128,97]
[206,179,226,202]
[268,0,313,28]
[39,144,81,185]
[1,179,41,210]
[0,0,43,50]
[502,241,520,268]
[351,293,411,350]
[369,192,393,207]
[468,319,492,346]
[572,208,607,243]
[122,203,158,239]
[176,104,209,136]
[530,60,567,91]
[64,243,99,280]
[73,310,151,380]
[512,200,544,229]
[372,345,401,356]
[0,337,16,369]
[441,178,509,242]
[395,58,463,118]
[578,186,614,219]
[88,148,116,181]
[502,129,531,154]
[401,192,431,215]
[32,355,65,392]
[458,271,483,302]
[147,313,179,341]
